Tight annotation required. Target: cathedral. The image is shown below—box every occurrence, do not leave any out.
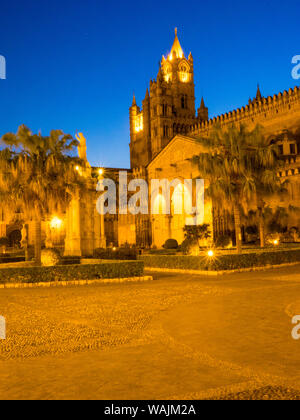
[125,29,300,248]
[1,30,300,255]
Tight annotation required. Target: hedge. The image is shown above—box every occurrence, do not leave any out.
[139,249,300,271]
[0,257,25,264]
[148,249,178,256]
[0,261,144,284]
[94,248,138,260]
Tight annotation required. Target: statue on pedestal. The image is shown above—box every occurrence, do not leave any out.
[75,133,91,165]
[75,133,91,177]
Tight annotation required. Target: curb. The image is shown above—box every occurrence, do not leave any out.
[145,262,300,276]
[0,276,153,289]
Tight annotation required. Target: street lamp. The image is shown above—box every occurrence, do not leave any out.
[50,217,63,230]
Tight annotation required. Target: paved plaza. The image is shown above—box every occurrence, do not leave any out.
[1,266,300,400]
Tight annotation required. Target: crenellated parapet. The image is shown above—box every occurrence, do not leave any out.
[189,85,300,137]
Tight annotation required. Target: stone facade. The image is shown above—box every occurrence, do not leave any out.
[128,30,300,248]
[2,30,300,254]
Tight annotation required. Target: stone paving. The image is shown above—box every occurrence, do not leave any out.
[1,266,300,399]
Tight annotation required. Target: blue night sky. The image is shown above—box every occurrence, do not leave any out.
[0,0,299,168]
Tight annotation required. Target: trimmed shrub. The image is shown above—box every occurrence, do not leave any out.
[148,249,177,255]
[180,238,195,255]
[163,239,179,250]
[41,248,61,267]
[0,261,144,284]
[139,249,300,271]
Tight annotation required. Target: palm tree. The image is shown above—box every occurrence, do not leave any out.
[252,205,297,243]
[245,126,287,247]
[183,224,211,247]
[0,125,84,265]
[192,124,282,254]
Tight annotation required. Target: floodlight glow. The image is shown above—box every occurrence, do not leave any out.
[50,217,63,230]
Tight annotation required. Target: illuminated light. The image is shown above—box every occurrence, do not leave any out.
[273,240,279,246]
[165,73,172,83]
[208,250,214,257]
[75,166,80,171]
[135,114,144,133]
[163,63,172,83]
[98,168,104,176]
[50,217,63,230]
[112,247,117,251]
[179,72,189,83]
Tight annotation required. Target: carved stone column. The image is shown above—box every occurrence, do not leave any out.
[64,193,82,257]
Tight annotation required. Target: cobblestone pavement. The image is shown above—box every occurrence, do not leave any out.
[1,265,300,399]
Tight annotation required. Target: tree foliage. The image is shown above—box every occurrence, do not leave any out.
[0,125,85,263]
[192,124,285,252]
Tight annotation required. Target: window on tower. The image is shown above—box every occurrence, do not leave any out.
[164,64,172,83]
[179,63,190,83]
[181,95,188,109]
[162,104,168,116]
[290,144,296,155]
[135,114,144,133]
[163,125,169,138]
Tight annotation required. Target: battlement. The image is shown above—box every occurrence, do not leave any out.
[189,85,300,136]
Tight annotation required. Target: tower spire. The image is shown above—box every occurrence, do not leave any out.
[198,97,208,122]
[132,93,136,106]
[256,84,262,101]
[169,27,184,59]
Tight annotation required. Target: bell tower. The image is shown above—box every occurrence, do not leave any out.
[130,29,201,169]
